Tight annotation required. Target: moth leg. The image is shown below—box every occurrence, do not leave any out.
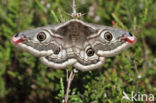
[74,57,105,71]
[40,57,77,69]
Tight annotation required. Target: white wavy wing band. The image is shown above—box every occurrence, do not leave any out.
[40,57,77,69]
[17,43,53,56]
[74,57,105,71]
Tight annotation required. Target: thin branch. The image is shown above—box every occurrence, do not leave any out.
[66,69,69,81]
[142,36,148,74]
[64,69,75,103]
[134,61,139,93]
[71,0,83,18]
[72,0,77,14]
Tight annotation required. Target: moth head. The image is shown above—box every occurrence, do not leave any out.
[11,28,57,56]
[92,27,136,57]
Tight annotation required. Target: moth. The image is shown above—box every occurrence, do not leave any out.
[11,0,136,71]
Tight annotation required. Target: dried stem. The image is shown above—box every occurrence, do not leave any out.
[72,0,77,14]
[142,37,148,74]
[134,61,139,93]
[64,69,75,103]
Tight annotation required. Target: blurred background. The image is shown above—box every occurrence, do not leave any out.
[0,0,156,103]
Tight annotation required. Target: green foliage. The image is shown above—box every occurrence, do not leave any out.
[0,0,156,103]
[57,78,65,101]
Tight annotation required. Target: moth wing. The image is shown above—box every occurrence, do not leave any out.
[87,25,136,57]
[11,24,65,57]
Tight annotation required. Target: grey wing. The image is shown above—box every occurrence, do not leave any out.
[12,24,64,57]
[87,24,136,57]
[12,24,77,69]
[71,22,136,71]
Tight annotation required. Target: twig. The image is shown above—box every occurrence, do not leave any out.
[71,0,83,18]
[134,61,139,93]
[64,69,75,103]
[142,36,148,74]
[72,0,77,14]
[66,69,69,81]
